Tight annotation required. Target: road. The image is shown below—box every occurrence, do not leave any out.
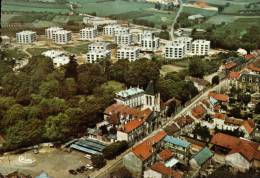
[90,80,226,178]
[170,0,183,40]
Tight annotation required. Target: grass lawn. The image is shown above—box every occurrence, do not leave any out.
[160,64,185,76]
[62,42,90,55]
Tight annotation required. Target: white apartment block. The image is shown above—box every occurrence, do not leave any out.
[141,37,160,51]
[88,41,109,51]
[117,46,140,62]
[138,31,154,44]
[45,27,63,39]
[86,50,111,63]
[174,36,193,52]
[16,31,37,44]
[191,40,210,56]
[138,31,160,51]
[164,42,185,59]
[42,50,69,68]
[114,27,129,36]
[103,24,120,35]
[80,27,97,40]
[53,30,72,44]
[115,33,133,46]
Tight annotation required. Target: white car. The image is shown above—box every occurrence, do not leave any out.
[86,164,93,170]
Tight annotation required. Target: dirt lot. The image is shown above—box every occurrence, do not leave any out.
[0,148,91,178]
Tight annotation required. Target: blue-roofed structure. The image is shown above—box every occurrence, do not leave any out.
[209,97,218,106]
[164,136,191,148]
[69,138,107,155]
[191,147,213,167]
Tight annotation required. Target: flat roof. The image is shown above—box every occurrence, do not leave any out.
[70,144,100,155]
[165,157,179,168]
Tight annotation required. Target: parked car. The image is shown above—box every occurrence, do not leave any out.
[68,170,77,175]
[86,164,93,170]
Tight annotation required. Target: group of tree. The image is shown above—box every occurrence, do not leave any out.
[0,52,164,151]
[132,19,155,28]
[192,25,260,52]
[103,141,128,160]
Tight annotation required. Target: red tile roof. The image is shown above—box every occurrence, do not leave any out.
[158,149,174,161]
[212,113,225,120]
[151,162,182,178]
[224,117,244,126]
[175,115,194,127]
[104,104,152,125]
[211,133,260,161]
[224,62,237,70]
[132,130,167,161]
[242,120,255,135]
[191,104,206,119]
[208,92,229,102]
[244,54,256,60]
[228,71,240,79]
[248,60,260,72]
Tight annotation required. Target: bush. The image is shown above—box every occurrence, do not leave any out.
[91,154,106,169]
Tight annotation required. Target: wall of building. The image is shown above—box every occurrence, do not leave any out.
[123,152,143,178]
[225,153,251,172]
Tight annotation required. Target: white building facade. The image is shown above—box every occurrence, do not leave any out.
[16,31,37,44]
[88,41,109,51]
[103,24,120,36]
[117,46,140,62]
[139,31,160,51]
[115,33,133,46]
[191,39,210,56]
[80,27,97,40]
[45,27,63,39]
[86,50,111,63]
[164,42,185,59]
[174,36,193,52]
[53,30,72,44]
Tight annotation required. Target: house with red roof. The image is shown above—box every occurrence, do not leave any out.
[210,133,260,172]
[144,162,182,178]
[208,92,229,103]
[123,130,167,177]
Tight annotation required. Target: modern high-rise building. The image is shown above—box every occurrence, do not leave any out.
[86,50,111,63]
[103,24,121,35]
[45,27,63,39]
[164,42,185,59]
[115,33,133,46]
[117,46,140,62]
[53,30,72,44]
[80,27,97,40]
[173,37,193,52]
[139,31,160,51]
[16,31,37,44]
[88,41,110,51]
[191,40,210,56]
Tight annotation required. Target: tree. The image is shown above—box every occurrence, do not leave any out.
[3,119,44,150]
[158,31,170,40]
[2,104,27,128]
[212,75,220,85]
[91,154,106,169]
[255,102,260,114]
[103,141,128,160]
[240,94,251,106]
[166,99,176,117]
[65,55,78,80]
[188,59,205,78]
[63,78,77,98]
[44,113,70,141]
[39,79,61,98]
[228,107,241,118]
